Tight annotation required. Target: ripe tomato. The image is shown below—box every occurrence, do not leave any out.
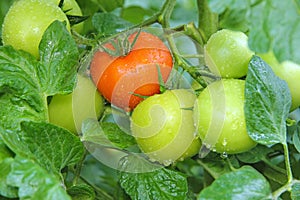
[90,31,173,111]
[2,0,70,58]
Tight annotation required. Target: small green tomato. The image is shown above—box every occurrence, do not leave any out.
[131,89,201,166]
[259,51,300,111]
[48,74,104,134]
[194,79,257,154]
[2,0,70,58]
[204,29,254,78]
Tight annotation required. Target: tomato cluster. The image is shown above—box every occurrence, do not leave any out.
[3,0,299,166]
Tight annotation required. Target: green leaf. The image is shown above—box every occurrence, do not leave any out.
[291,182,300,200]
[121,6,154,24]
[67,184,95,200]
[0,20,79,156]
[198,166,272,200]
[92,13,132,36]
[39,20,79,96]
[237,145,273,164]
[208,0,300,64]
[293,122,300,153]
[100,122,136,149]
[7,156,71,200]
[0,158,18,198]
[81,119,136,149]
[0,139,13,163]
[20,121,84,172]
[245,56,291,145]
[0,46,47,154]
[197,153,237,179]
[120,155,188,200]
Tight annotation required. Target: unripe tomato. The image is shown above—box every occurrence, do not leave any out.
[48,74,104,134]
[204,29,254,78]
[259,51,300,111]
[90,31,173,111]
[131,89,201,166]
[2,0,70,58]
[194,79,257,154]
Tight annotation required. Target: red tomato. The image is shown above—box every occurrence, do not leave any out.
[90,31,173,111]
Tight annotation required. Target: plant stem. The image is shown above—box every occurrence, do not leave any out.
[72,149,88,185]
[272,142,294,199]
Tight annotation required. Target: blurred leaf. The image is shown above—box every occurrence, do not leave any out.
[245,56,291,145]
[0,158,18,198]
[291,182,300,200]
[67,184,95,200]
[7,156,71,200]
[20,121,84,173]
[237,145,273,164]
[121,6,154,24]
[197,153,236,179]
[91,0,123,12]
[92,13,132,36]
[198,166,272,200]
[293,122,300,153]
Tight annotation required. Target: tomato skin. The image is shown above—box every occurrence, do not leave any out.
[48,75,104,134]
[131,89,201,166]
[194,79,257,154]
[2,0,70,58]
[204,29,254,78]
[259,51,300,111]
[90,31,173,111]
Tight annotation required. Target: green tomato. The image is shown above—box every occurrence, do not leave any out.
[131,89,201,166]
[51,0,84,33]
[204,29,254,78]
[48,74,104,134]
[259,51,300,111]
[194,79,257,154]
[2,0,70,58]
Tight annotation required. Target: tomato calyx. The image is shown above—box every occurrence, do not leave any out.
[98,29,142,57]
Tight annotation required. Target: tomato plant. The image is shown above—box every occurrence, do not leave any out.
[1,0,300,200]
[194,79,257,154]
[131,89,201,166]
[2,0,70,58]
[90,31,173,111]
[204,29,254,78]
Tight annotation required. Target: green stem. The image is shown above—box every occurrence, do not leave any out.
[197,0,218,43]
[272,142,294,199]
[158,0,177,28]
[72,149,88,185]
